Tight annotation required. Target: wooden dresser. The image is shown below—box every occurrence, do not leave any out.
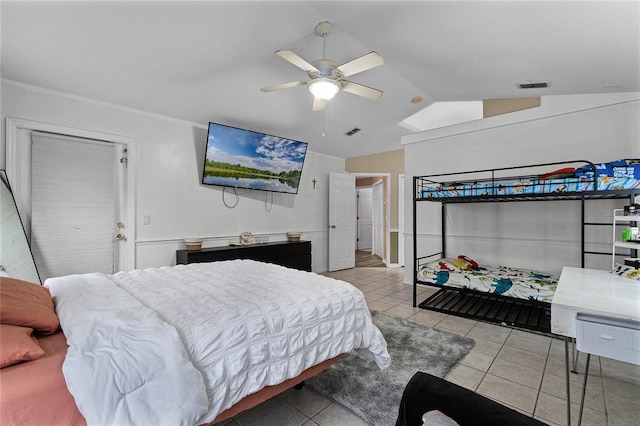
[176,240,312,271]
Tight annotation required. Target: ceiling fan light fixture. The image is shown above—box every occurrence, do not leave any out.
[309,78,340,100]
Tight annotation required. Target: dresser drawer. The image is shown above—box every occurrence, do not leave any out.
[576,313,640,365]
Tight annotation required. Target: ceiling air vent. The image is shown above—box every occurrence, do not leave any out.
[516,82,548,89]
[345,127,361,136]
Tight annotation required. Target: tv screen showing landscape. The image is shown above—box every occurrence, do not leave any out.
[202,122,308,194]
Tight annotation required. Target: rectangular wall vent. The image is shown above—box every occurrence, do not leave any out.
[516,82,548,89]
[345,128,361,136]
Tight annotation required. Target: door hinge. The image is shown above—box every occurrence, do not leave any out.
[120,148,128,167]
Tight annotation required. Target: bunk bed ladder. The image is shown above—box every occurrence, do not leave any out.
[582,191,639,265]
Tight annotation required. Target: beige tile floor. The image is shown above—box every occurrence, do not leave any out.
[217,266,640,426]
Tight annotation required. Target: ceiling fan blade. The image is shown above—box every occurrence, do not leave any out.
[337,52,384,77]
[341,81,383,100]
[260,81,306,92]
[312,98,326,111]
[276,50,319,73]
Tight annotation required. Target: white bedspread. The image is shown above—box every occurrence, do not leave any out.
[47,260,390,425]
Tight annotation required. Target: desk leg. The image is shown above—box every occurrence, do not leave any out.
[577,353,590,426]
[565,336,572,426]
[571,337,580,373]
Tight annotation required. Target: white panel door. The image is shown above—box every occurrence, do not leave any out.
[357,187,373,250]
[373,180,384,259]
[31,133,121,280]
[329,173,356,271]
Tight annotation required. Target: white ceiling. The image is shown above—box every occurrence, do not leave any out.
[1,1,638,159]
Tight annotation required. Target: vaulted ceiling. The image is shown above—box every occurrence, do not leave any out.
[2,1,638,159]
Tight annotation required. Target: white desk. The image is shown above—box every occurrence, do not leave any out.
[552,267,640,338]
[551,266,640,425]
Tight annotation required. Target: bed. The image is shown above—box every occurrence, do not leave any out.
[0,259,391,426]
[412,159,640,332]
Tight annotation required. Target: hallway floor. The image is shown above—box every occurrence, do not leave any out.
[355,250,385,267]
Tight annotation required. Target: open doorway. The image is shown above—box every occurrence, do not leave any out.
[355,174,389,267]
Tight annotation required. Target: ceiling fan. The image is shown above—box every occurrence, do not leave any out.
[260,21,384,111]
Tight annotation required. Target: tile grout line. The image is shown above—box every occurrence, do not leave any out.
[531,338,553,424]
[467,326,510,393]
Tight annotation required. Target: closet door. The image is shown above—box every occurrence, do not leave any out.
[31,133,117,280]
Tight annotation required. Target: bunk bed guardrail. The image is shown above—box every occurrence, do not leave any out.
[414,160,610,202]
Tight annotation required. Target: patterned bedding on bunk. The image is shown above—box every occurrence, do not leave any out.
[420,159,640,199]
[416,257,558,303]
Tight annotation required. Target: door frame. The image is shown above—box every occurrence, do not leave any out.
[398,174,405,267]
[372,179,384,259]
[352,172,391,266]
[5,117,136,272]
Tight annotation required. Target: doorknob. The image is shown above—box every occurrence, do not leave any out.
[115,233,126,241]
[330,225,336,229]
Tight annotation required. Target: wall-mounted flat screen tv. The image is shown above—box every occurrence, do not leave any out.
[202,122,308,194]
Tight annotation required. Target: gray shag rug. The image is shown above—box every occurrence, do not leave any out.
[307,311,475,426]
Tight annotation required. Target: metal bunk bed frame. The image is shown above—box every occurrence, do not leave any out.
[412,160,638,333]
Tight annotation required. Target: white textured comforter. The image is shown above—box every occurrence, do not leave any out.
[47,260,390,425]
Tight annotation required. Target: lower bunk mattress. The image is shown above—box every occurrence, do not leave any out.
[416,257,558,303]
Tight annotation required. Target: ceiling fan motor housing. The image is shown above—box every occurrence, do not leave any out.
[309,59,343,84]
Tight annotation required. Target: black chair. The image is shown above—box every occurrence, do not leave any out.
[395,372,548,426]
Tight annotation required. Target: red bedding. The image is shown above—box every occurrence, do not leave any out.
[0,332,86,426]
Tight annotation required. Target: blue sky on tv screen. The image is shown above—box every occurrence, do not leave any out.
[206,123,307,173]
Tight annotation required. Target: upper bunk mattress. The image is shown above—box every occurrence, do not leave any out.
[420,175,640,199]
[418,159,640,200]
[417,257,558,303]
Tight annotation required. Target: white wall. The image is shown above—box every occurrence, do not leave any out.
[1,81,344,271]
[403,100,640,284]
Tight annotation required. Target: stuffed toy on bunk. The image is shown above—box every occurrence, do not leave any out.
[451,255,479,271]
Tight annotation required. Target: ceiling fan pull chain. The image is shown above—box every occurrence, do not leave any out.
[322,109,326,137]
[322,33,327,60]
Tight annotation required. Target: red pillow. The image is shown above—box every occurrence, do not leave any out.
[0,277,60,334]
[0,324,45,368]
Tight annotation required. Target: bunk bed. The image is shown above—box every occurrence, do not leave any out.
[413,159,639,333]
